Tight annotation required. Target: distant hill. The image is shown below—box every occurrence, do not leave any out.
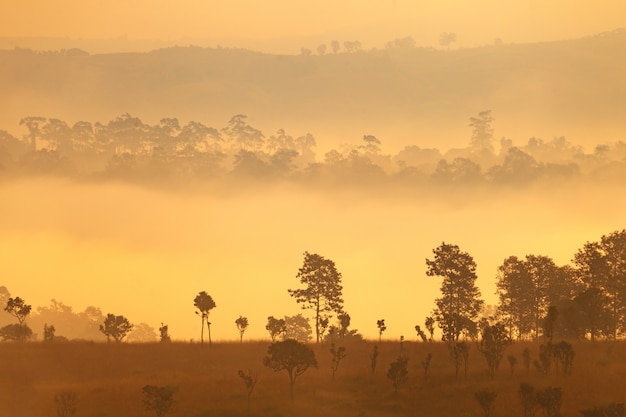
[1,30,625,151]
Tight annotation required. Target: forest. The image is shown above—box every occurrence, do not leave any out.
[1,110,625,190]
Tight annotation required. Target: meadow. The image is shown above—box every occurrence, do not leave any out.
[0,338,624,417]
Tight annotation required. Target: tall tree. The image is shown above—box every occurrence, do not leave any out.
[574,230,626,339]
[194,291,216,345]
[288,252,344,343]
[469,110,495,156]
[426,242,483,342]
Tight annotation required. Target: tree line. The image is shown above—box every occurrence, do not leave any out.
[1,112,626,187]
[3,229,626,344]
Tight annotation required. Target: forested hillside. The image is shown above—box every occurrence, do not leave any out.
[1,30,625,151]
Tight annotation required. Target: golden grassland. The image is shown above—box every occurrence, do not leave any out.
[0,339,625,417]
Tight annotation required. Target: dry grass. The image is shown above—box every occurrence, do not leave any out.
[0,339,625,417]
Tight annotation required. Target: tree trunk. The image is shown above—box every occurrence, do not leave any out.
[200,315,204,344]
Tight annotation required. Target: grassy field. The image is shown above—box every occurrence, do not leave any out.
[0,339,624,417]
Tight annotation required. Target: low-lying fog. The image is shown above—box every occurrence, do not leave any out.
[1,177,623,341]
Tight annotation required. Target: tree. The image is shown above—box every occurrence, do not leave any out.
[266,316,286,341]
[439,32,457,49]
[20,116,47,150]
[237,370,258,413]
[44,323,56,341]
[288,252,344,343]
[377,319,387,341]
[99,313,133,342]
[469,110,495,156]
[387,356,409,393]
[425,316,435,341]
[5,296,31,327]
[142,385,177,417]
[0,323,32,342]
[519,383,538,417]
[159,323,171,343]
[478,321,511,378]
[284,314,313,342]
[263,339,318,402]
[370,345,379,374]
[475,390,497,417]
[426,242,483,343]
[4,296,31,342]
[574,230,626,339]
[194,291,216,345]
[235,316,249,343]
[329,343,347,381]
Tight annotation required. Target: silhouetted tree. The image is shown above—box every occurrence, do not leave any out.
[193,291,216,345]
[469,110,494,156]
[536,386,562,417]
[237,370,258,413]
[5,296,31,327]
[43,323,56,342]
[425,316,435,341]
[159,323,171,343]
[284,314,313,342]
[331,40,340,53]
[475,389,497,417]
[235,316,249,343]
[222,114,264,152]
[377,319,387,341]
[4,296,31,342]
[142,385,177,417]
[574,230,626,339]
[263,339,318,402]
[519,382,538,417]
[426,242,483,343]
[387,356,409,393]
[266,316,286,341]
[0,323,32,342]
[288,252,344,343]
[20,116,47,150]
[478,321,511,378]
[329,343,346,381]
[99,313,133,342]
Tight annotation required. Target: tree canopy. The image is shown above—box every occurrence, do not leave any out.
[288,252,344,343]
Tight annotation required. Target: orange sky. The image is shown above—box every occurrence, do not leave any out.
[2,1,625,50]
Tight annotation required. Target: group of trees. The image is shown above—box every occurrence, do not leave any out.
[3,229,626,345]
[423,229,626,347]
[1,112,626,186]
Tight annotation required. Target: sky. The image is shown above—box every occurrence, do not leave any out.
[1,1,625,52]
[1,1,625,342]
